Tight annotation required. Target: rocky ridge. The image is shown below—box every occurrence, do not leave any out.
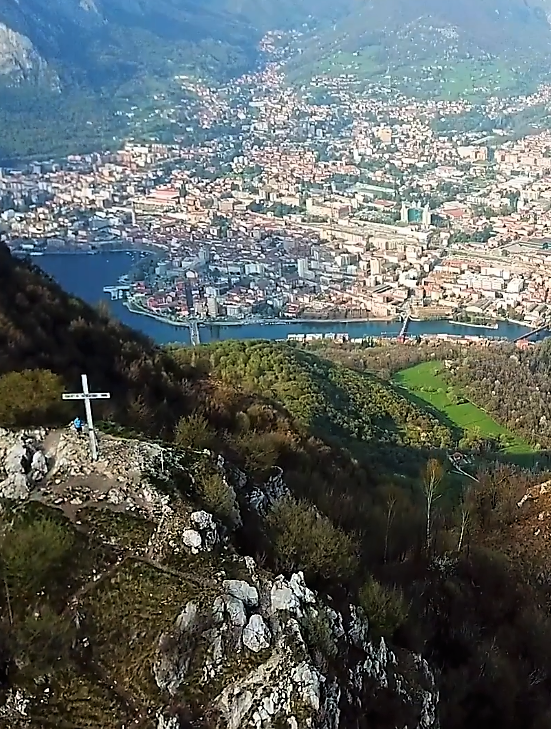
[0,427,439,729]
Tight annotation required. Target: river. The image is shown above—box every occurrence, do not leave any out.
[32,252,534,345]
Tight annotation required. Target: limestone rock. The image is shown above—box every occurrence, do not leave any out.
[291,662,323,711]
[271,575,301,615]
[182,529,202,554]
[0,472,30,500]
[0,439,34,499]
[214,594,247,631]
[0,24,50,82]
[224,579,258,607]
[205,569,439,728]
[289,571,316,604]
[29,450,48,482]
[0,688,30,723]
[153,601,200,695]
[156,715,180,729]
[348,605,370,649]
[190,510,219,551]
[243,614,271,653]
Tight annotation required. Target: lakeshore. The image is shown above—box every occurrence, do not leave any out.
[33,252,543,346]
[124,297,398,328]
[448,320,500,330]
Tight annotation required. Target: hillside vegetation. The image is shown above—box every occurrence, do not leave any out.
[172,340,454,451]
[393,361,534,455]
[0,244,188,435]
[288,0,550,95]
[3,252,551,726]
[446,340,551,449]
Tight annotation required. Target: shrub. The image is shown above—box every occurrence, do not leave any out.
[0,515,75,602]
[175,413,216,450]
[302,608,338,662]
[199,471,239,525]
[266,496,357,584]
[234,432,281,480]
[358,578,409,639]
[0,369,68,427]
[12,605,76,676]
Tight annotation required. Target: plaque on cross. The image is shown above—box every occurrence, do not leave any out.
[62,374,111,461]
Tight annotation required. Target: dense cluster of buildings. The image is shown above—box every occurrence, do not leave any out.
[4,58,551,328]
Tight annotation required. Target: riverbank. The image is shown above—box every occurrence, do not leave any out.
[125,297,398,328]
[124,300,191,328]
[448,320,500,330]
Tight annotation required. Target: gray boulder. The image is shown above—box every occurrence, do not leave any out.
[243,614,271,653]
[223,579,258,607]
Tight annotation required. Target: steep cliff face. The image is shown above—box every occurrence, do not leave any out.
[0,427,439,729]
[0,24,53,85]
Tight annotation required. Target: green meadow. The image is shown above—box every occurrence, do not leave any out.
[392,361,535,455]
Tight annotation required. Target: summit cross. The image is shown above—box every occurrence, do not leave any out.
[62,374,111,461]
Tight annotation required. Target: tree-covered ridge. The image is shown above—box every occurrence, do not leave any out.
[173,340,454,451]
[3,253,551,728]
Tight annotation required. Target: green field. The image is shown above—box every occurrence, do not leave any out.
[392,361,534,455]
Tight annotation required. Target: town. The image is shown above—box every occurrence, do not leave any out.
[4,49,551,332]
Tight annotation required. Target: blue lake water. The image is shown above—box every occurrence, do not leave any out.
[33,251,533,345]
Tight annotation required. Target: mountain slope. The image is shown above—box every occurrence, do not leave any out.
[0,244,189,435]
[3,248,551,727]
[288,0,551,94]
[0,0,258,88]
[173,340,454,453]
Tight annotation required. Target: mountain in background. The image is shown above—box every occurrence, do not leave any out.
[4,0,548,92]
[0,0,550,158]
[288,0,551,94]
[0,0,259,88]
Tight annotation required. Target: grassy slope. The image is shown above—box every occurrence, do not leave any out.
[1,501,225,728]
[392,361,534,454]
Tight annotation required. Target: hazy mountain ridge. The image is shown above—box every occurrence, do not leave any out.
[3,0,548,92]
[287,0,551,88]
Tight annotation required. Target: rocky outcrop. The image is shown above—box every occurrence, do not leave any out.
[0,428,440,728]
[154,565,439,729]
[0,24,51,83]
[182,510,220,554]
[0,427,171,514]
[0,429,48,499]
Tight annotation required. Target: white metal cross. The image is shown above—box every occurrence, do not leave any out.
[62,374,111,461]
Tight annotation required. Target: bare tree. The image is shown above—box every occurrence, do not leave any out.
[457,504,471,553]
[422,458,444,553]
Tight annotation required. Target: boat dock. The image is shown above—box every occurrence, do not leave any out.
[103,285,131,301]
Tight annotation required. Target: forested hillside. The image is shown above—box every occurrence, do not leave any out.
[287,0,550,95]
[0,244,189,435]
[3,252,551,727]
[172,340,454,451]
